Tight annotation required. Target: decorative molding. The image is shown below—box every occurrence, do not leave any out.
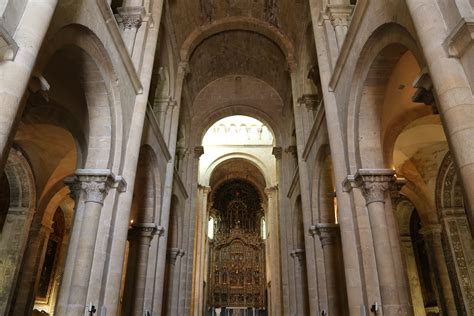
[328,0,369,91]
[96,0,143,94]
[444,17,474,58]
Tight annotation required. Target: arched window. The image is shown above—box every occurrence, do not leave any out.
[261,217,267,240]
[208,216,215,239]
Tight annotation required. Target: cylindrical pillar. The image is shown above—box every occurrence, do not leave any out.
[129,223,156,316]
[58,171,117,316]
[0,0,58,173]
[10,223,52,315]
[355,170,404,315]
[420,225,457,315]
[290,249,309,316]
[406,0,474,233]
[326,0,353,49]
[315,223,344,316]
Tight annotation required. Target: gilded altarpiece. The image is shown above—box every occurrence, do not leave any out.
[208,181,266,309]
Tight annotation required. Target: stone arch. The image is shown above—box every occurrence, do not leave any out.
[35,23,123,170]
[0,148,36,314]
[195,104,281,147]
[346,23,425,170]
[180,16,296,69]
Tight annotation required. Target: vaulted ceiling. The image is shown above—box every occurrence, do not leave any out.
[166,0,310,112]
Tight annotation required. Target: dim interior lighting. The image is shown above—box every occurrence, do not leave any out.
[334,193,339,224]
[130,219,134,224]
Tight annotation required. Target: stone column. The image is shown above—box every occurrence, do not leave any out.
[129,223,157,316]
[59,170,122,316]
[0,0,58,173]
[400,236,426,316]
[166,248,185,315]
[406,0,474,234]
[10,223,52,315]
[354,169,404,315]
[290,249,309,316]
[419,225,457,315]
[264,185,282,316]
[117,0,145,54]
[313,223,344,316]
[193,185,211,315]
[388,179,413,315]
[325,0,353,49]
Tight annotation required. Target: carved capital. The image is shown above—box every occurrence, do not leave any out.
[285,145,298,157]
[72,169,127,205]
[326,4,353,28]
[290,249,305,264]
[311,223,340,247]
[117,6,146,30]
[64,176,82,202]
[131,222,157,239]
[298,94,320,112]
[264,185,278,197]
[389,177,406,206]
[178,62,190,78]
[167,247,185,265]
[194,146,204,159]
[353,169,396,205]
[272,146,282,160]
[81,181,111,204]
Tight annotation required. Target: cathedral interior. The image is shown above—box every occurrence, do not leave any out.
[1,0,474,315]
